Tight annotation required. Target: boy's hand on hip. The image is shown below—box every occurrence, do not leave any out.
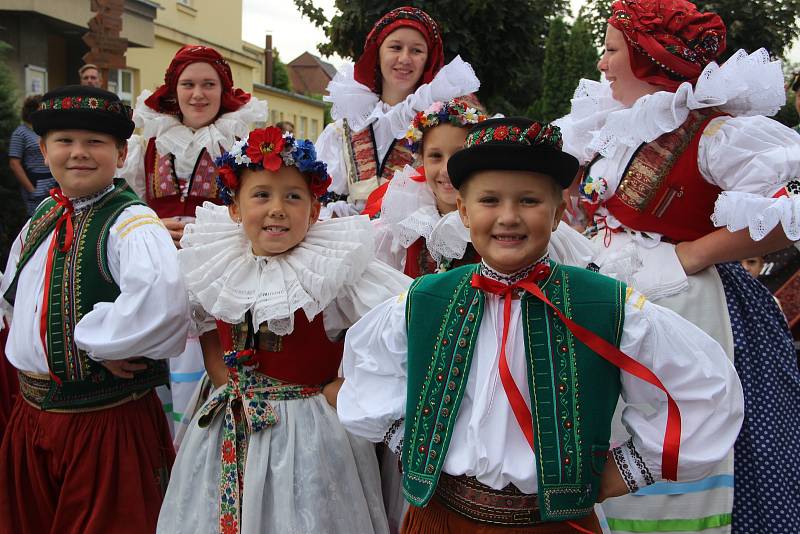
[101,357,148,379]
[596,453,630,502]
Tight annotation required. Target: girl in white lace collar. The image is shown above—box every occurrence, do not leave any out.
[315,7,480,216]
[555,2,800,532]
[160,126,407,534]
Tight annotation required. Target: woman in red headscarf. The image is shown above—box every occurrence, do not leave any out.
[555,1,800,532]
[120,45,267,444]
[315,6,480,218]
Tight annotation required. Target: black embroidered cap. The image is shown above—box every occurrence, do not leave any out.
[31,85,135,140]
[447,117,579,189]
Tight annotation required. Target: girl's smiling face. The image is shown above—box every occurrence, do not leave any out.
[229,166,320,257]
[421,123,467,214]
[176,62,223,129]
[379,27,428,98]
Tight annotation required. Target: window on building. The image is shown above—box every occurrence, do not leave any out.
[300,116,308,138]
[311,119,319,140]
[107,69,134,106]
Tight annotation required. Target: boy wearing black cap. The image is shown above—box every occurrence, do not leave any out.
[337,118,744,533]
[0,86,190,533]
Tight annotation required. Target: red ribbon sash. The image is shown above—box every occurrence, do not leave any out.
[39,189,75,383]
[471,265,681,481]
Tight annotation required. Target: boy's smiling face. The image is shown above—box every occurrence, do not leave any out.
[457,170,565,274]
[39,129,126,198]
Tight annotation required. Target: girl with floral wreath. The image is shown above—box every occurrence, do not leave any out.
[315,6,480,217]
[157,126,408,534]
[555,1,800,532]
[120,45,267,440]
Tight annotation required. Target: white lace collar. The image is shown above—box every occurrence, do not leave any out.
[324,55,479,133]
[178,203,376,336]
[131,90,268,164]
[379,165,470,262]
[555,48,785,163]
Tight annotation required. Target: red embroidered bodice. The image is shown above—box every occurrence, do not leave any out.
[215,311,343,387]
[601,109,728,243]
[404,238,481,279]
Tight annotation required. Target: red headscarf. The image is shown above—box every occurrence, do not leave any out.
[353,6,445,94]
[609,0,726,91]
[145,45,251,116]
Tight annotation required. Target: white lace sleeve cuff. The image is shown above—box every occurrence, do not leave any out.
[712,189,800,241]
[612,438,656,493]
[384,418,405,455]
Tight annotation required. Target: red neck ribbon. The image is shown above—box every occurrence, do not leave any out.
[470,264,681,481]
[39,188,75,384]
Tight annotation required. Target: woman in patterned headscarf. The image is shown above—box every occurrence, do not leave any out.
[315,6,480,218]
[556,1,800,532]
[120,45,267,444]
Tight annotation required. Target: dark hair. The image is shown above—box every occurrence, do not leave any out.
[21,95,42,123]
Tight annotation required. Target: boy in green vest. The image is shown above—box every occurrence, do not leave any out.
[337,117,744,533]
[0,85,190,533]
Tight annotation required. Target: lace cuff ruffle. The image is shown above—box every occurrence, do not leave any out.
[712,190,800,241]
[611,438,656,493]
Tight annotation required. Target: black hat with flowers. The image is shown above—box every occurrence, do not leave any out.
[31,85,135,140]
[447,117,579,189]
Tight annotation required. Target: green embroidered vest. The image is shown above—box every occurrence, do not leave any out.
[403,262,625,521]
[4,180,169,409]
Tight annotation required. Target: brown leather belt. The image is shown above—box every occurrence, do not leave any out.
[434,472,543,526]
[18,371,150,413]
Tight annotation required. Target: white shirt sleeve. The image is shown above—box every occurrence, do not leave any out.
[700,115,800,241]
[119,134,147,198]
[337,291,409,444]
[613,288,744,488]
[315,120,349,196]
[73,205,190,360]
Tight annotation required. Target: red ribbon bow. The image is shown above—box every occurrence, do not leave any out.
[49,188,75,252]
[471,263,681,481]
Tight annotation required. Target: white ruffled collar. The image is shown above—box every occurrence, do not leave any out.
[132,89,267,164]
[324,55,477,133]
[555,49,785,163]
[178,203,376,336]
[379,165,470,262]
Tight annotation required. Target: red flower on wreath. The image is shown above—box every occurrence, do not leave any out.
[309,174,332,198]
[245,127,285,171]
[62,97,73,109]
[493,126,509,140]
[220,513,238,534]
[222,439,236,464]
[218,166,238,190]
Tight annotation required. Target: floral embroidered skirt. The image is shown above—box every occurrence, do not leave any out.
[157,387,389,534]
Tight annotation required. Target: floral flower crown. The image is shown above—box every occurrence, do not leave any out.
[214,126,331,205]
[404,98,488,153]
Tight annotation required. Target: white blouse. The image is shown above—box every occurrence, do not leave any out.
[120,91,268,199]
[316,56,480,198]
[0,189,190,373]
[338,274,743,493]
[555,49,800,243]
[554,49,800,299]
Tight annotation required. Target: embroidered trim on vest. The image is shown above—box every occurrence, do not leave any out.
[615,109,717,213]
[344,120,415,186]
[144,137,219,202]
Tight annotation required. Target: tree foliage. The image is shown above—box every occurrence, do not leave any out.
[293,0,570,115]
[272,49,292,91]
[583,0,800,61]
[532,14,601,122]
